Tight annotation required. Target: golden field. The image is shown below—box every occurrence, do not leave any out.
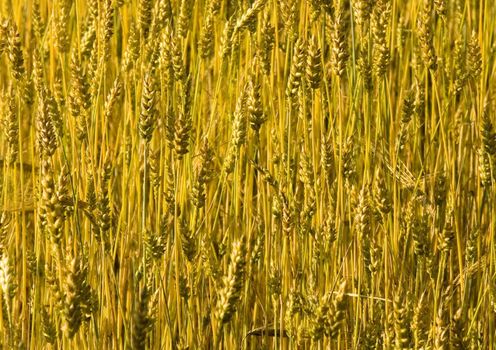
[0,0,495,348]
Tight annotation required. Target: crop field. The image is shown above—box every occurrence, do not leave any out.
[0,0,495,348]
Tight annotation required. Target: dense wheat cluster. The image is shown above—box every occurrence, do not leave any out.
[0,0,496,348]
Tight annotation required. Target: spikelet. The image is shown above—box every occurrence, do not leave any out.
[32,0,45,40]
[307,0,322,22]
[85,171,97,212]
[68,52,91,117]
[330,7,349,78]
[233,86,248,148]
[434,0,447,19]
[21,77,34,108]
[3,86,18,165]
[247,76,266,135]
[138,0,153,37]
[286,38,306,105]
[297,79,312,123]
[177,0,193,38]
[199,0,220,59]
[157,0,173,24]
[179,275,190,301]
[412,293,429,347]
[362,314,383,349]
[328,280,347,338]
[0,19,8,56]
[46,92,63,138]
[268,266,283,297]
[63,255,84,338]
[480,103,496,155]
[393,292,413,349]
[143,0,167,45]
[220,16,236,67]
[478,148,492,187]
[217,238,246,324]
[298,150,314,188]
[396,88,415,152]
[37,89,58,158]
[55,0,70,53]
[320,135,334,185]
[408,200,429,259]
[104,76,122,121]
[438,208,455,252]
[147,148,161,193]
[180,217,196,262]
[46,265,65,315]
[76,251,97,325]
[453,39,467,95]
[357,39,373,91]
[353,0,373,26]
[280,0,298,40]
[41,306,57,344]
[139,72,157,143]
[467,323,483,349]
[160,23,175,90]
[368,237,382,274]
[401,88,415,125]
[123,22,140,71]
[258,13,275,75]
[319,211,336,249]
[0,254,12,299]
[250,216,265,266]
[374,177,391,215]
[56,165,73,216]
[223,88,248,174]
[234,0,267,35]
[433,303,449,349]
[145,224,167,261]
[132,284,154,350]
[87,0,98,21]
[465,227,479,265]
[148,36,163,71]
[467,31,482,81]
[372,0,390,77]
[172,34,185,83]
[417,0,437,70]
[309,292,332,341]
[102,0,114,45]
[40,161,64,245]
[7,21,25,81]
[299,151,317,226]
[414,79,425,119]
[356,187,372,270]
[87,40,99,97]
[0,253,14,334]
[0,213,8,254]
[284,288,304,339]
[192,139,214,209]
[306,36,322,89]
[162,164,175,215]
[342,137,357,180]
[81,18,96,57]
[449,308,466,349]
[174,77,193,158]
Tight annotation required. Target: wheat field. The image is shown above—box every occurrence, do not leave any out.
[0,0,495,348]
